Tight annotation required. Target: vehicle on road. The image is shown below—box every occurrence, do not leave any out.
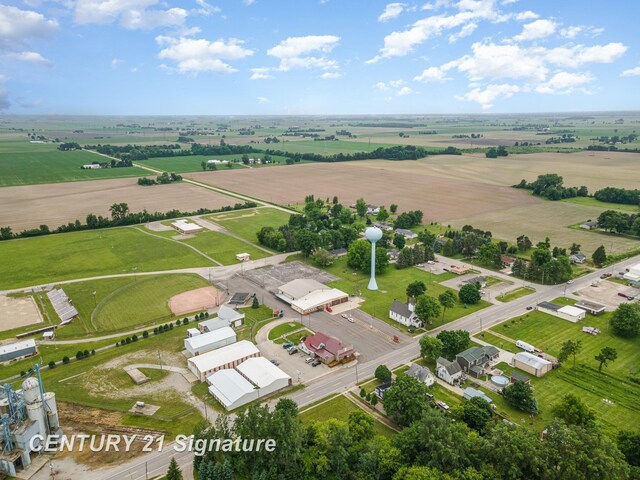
[526,306,533,311]
[566,280,574,284]
[347,316,355,323]
[270,359,280,365]
[341,313,349,319]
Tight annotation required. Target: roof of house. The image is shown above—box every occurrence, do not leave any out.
[457,345,499,364]
[537,301,561,312]
[199,317,231,332]
[188,340,259,372]
[389,300,413,319]
[217,305,245,322]
[570,253,586,260]
[207,369,255,407]
[235,357,290,388]
[513,352,552,370]
[558,305,586,317]
[463,387,493,404]
[581,220,597,226]
[303,332,352,359]
[375,380,392,392]
[395,228,417,237]
[278,278,330,299]
[0,339,36,356]
[406,363,433,383]
[185,327,236,351]
[437,357,462,375]
[500,255,516,264]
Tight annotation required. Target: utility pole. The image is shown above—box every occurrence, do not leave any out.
[157,350,163,370]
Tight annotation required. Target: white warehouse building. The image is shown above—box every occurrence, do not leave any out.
[184,326,236,357]
[188,340,260,381]
[236,357,291,397]
[537,301,586,323]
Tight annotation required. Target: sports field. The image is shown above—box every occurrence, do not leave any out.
[180,230,270,265]
[207,207,293,244]
[0,227,214,289]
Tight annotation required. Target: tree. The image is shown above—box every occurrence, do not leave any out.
[355,198,367,218]
[48,361,56,369]
[0,226,12,240]
[569,242,581,255]
[438,290,457,322]
[461,396,493,432]
[558,339,582,369]
[109,202,129,221]
[595,346,617,372]
[406,280,426,301]
[618,430,640,467]
[252,296,259,309]
[377,206,389,222]
[436,330,470,360]
[478,242,501,268]
[390,203,398,214]
[552,393,596,427]
[382,375,430,426]
[419,336,442,361]
[414,295,441,326]
[166,457,183,480]
[458,284,481,305]
[375,364,392,383]
[609,303,640,338]
[503,380,538,414]
[393,234,406,250]
[62,356,70,364]
[347,239,388,274]
[592,245,607,267]
[312,248,334,267]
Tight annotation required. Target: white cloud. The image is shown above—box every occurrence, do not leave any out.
[4,51,52,67]
[621,66,640,77]
[397,86,413,95]
[514,10,538,21]
[560,25,603,39]
[243,0,255,4]
[156,36,253,74]
[75,0,187,29]
[250,67,273,80]
[448,22,477,42]
[267,35,340,72]
[111,58,124,67]
[414,66,451,82]
[194,0,220,16]
[513,19,557,42]
[456,83,520,109]
[374,79,412,96]
[378,3,406,22]
[320,71,342,79]
[257,96,269,104]
[546,42,627,68]
[456,42,548,82]
[535,71,594,94]
[0,5,58,48]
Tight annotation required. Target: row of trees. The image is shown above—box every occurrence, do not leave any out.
[510,237,573,284]
[594,186,640,206]
[137,172,183,186]
[514,173,589,201]
[436,225,493,257]
[597,210,640,236]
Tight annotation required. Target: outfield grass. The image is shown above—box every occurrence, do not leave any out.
[207,207,292,245]
[324,257,490,330]
[561,196,640,212]
[180,230,271,265]
[0,142,146,186]
[0,227,214,289]
[496,286,536,303]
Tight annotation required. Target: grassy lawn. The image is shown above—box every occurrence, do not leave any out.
[236,305,277,341]
[496,286,536,303]
[300,394,396,437]
[485,276,508,287]
[0,143,147,186]
[0,227,214,289]
[181,230,271,265]
[474,331,517,352]
[487,310,640,434]
[324,257,490,330]
[561,196,640,212]
[206,207,292,245]
[268,321,304,341]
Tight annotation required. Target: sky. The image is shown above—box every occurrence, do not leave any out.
[1,0,639,115]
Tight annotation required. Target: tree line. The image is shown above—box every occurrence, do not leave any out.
[594,187,640,206]
[597,210,640,236]
[137,172,183,186]
[514,173,589,201]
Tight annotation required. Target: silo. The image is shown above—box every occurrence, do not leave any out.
[26,403,46,436]
[44,392,59,431]
[21,378,40,404]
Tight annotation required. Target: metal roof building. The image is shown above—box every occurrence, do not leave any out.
[216,305,245,328]
[537,302,586,323]
[188,340,260,381]
[236,357,291,390]
[0,339,37,363]
[277,279,348,314]
[184,326,236,357]
[207,369,258,411]
[512,352,552,377]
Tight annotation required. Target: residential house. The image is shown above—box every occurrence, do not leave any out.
[500,255,516,268]
[569,253,586,264]
[394,228,418,239]
[455,345,500,378]
[375,380,392,399]
[406,363,434,387]
[389,300,421,328]
[463,275,487,288]
[436,357,462,385]
[579,220,597,230]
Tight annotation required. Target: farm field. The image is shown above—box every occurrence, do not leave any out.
[207,207,293,244]
[561,196,640,212]
[0,177,241,232]
[486,310,640,434]
[138,154,291,173]
[180,230,271,265]
[0,142,149,187]
[257,139,399,154]
[0,227,214,290]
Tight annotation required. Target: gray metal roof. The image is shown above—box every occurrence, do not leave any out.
[390,300,413,319]
[538,301,561,312]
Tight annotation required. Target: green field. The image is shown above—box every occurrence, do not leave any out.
[268,321,304,341]
[324,257,490,331]
[207,207,293,245]
[496,286,536,303]
[0,227,214,289]
[138,154,291,173]
[181,230,271,265]
[561,196,640,212]
[260,140,400,155]
[0,141,147,186]
[487,310,640,433]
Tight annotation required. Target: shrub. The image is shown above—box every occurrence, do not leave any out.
[20,371,26,377]
[176,319,181,327]
[76,351,83,360]
[132,334,138,342]
[91,350,96,356]
[62,356,70,364]
[360,388,366,398]
[48,361,56,369]
[183,318,189,325]
[83,349,89,357]
[169,323,174,330]
[143,330,149,338]
[153,327,158,335]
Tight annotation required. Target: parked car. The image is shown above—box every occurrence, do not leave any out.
[425,392,434,399]
[288,348,298,355]
[566,280,574,284]
[283,343,293,349]
[618,292,630,299]
[311,360,321,367]
[341,313,349,319]
[304,357,313,363]
[270,359,280,366]
[407,328,415,333]
[427,260,435,265]
[347,316,355,323]
[526,306,533,311]
[436,400,450,411]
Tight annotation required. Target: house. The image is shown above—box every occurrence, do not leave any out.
[367,205,380,215]
[171,219,204,234]
[463,387,493,404]
[375,380,392,399]
[387,248,401,262]
[509,371,531,384]
[406,363,434,387]
[207,159,228,165]
[455,345,500,377]
[184,327,236,357]
[500,255,516,268]
[436,357,463,384]
[235,253,251,262]
[449,265,469,275]
[81,163,101,169]
[277,279,348,315]
[216,305,245,328]
[394,228,418,239]
[537,301,586,323]
[579,220,597,230]
[512,352,552,377]
[389,300,421,328]
[199,317,231,334]
[373,222,393,231]
[328,248,348,257]
[300,332,354,365]
[575,300,606,315]
[569,253,586,264]
[463,276,487,288]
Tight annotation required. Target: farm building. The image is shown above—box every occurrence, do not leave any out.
[216,305,245,328]
[623,263,640,286]
[569,253,586,264]
[394,228,418,239]
[300,332,354,365]
[536,301,586,323]
[198,317,230,334]
[579,220,597,230]
[463,387,493,404]
[512,352,552,377]
[575,300,606,315]
[406,363,434,387]
[81,164,101,169]
[46,288,78,323]
[276,279,348,315]
[188,340,260,381]
[236,357,291,397]
[235,253,251,262]
[207,369,258,411]
[455,345,500,377]
[436,357,462,385]
[207,159,228,165]
[171,219,204,234]
[389,300,421,328]
[509,371,531,384]
[184,326,236,356]
[0,339,37,363]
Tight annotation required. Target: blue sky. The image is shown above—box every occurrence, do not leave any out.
[1,0,639,114]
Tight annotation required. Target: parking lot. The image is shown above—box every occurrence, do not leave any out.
[576,278,639,308]
[243,261,338,294]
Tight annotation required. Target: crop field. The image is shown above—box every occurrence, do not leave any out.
[180,230,271,265]
[138,154,292,173]
[561,196,640,212]
[0,178,241,232]
[0,227,214,289]
[207,207,293,244]
[259,139,399,154]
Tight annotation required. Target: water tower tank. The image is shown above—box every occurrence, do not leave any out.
[22,378,40,404]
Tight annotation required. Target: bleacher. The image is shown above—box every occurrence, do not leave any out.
[46,288,78,324]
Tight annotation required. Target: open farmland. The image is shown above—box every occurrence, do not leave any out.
[0,177,240,232]
[0,227,214,290]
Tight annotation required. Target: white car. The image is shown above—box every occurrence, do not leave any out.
[348,316,355,323]
[567,280,574,284]
[341,313,349,319]
[427,260,435,265]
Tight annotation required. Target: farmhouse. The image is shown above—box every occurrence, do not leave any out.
[436,357,462,385]
[406,363,434,387]
[188,340,260,381]
[0,339,37,363]
[184,326,236,357]
[394,228,418,239]
[537,301,586,323]
[580,220,598,230]
[389,300,421,328]
[455,345,500,377]
[463,387,493,404]
[300,331,354,365]
[569,253,586,264]
[276,279,348,314]
[512,352,552,377]
[575,300,606,315]
[463,276,487,288]
[216,304,245,328]
[199,317,231,334]
[171,219,204,234]
[623,263,640,287]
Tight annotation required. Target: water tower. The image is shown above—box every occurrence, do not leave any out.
[365,227,383,290]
